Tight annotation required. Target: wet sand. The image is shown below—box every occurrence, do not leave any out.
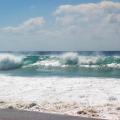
[0,109,104,120]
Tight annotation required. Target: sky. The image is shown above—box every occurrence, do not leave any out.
[0,0,120,51]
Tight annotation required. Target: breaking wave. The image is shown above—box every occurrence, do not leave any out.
[29,52,120,70]
[61,52,79,65]
[0,54,23,70]
[0,52,120,72]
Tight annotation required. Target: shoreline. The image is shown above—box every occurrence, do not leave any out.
[0,109,105,120]
[0,76,120,120]
[0,100,119,120]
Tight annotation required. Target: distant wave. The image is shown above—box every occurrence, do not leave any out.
[61,52,79,65]
[0,54,23,70]
[27,52,120,70]
[0,52,120,71]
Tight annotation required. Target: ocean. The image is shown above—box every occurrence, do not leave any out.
[0,51,120,119]
[0,51,120,78]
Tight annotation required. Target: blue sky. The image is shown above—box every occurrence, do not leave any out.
[0,0,119,26]
[0,0,101,26]
[0,0,120,51]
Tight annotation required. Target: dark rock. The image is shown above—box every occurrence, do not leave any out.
[8,106,14,109]
[77,110,87,115]
[116,107,120,110]
[28,103,37,108]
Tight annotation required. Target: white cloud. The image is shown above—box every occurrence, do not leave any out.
[2,17,45,32]
[0,1,120,51]
[54,1,120,25]
[23,17,45,27]
[52,1,120,50]
[54,1,120,15]
[54,1,120,37]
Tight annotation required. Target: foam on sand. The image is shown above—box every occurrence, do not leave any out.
[0,75,120,120]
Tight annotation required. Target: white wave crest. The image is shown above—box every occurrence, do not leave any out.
[79,56,101,65]
[107,63,120,69]
[22,52,120,70]
[61,52,79,65]
[0,54,23,70]
[32,60,61,67]
[26,52,80,68]
[60,52,102,66]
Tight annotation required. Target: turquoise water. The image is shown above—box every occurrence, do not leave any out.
[0,51,120,78]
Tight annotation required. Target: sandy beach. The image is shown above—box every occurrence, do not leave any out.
[0,109,105,120]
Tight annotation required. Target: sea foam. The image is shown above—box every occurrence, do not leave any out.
[0,75,120,120]
[0,54,23,70]
[60,52,79,65]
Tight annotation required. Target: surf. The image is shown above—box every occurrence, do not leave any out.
[0,54,23,70]
[0,52,120,78]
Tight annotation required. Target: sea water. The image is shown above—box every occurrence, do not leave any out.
[0,51,120,119]
[0,51,120,78]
